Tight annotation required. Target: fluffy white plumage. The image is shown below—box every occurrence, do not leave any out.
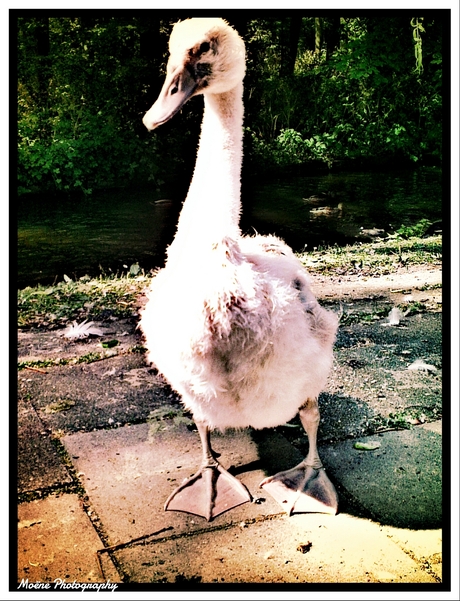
[141,232,337,430]
[140,18,338,519]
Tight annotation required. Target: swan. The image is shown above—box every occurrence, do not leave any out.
[141,18,338,521]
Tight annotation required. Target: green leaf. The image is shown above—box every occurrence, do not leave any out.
[353,441,381,451]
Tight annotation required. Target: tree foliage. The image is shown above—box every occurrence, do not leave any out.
[15,11,445,195]
[245,15,444,171]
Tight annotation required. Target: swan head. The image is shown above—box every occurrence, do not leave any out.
[143,18,245,130]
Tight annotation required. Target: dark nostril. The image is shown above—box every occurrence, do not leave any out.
[170,86,178,96]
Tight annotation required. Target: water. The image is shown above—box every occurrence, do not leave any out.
[17,167,442,289]
[241,168,443,251]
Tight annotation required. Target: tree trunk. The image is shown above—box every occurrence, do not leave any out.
[280,16,302,77]
[35,17,50,106]
[325,16,341,60]
[314,17,322,54]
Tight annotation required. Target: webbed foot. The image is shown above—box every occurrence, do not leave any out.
[260,461,338,516]
[165,462,252,521]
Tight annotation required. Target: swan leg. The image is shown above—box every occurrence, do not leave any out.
[260,398,338,516]
[164,420,252,521]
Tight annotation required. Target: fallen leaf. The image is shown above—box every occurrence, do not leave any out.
[101,339,119,348]
[44,399,76,414]
[353,441,381,451]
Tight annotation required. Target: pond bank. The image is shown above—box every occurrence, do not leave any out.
[18,166,442,289]
[17,235,442,330]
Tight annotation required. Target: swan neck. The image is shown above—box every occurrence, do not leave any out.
[167,84,243,265]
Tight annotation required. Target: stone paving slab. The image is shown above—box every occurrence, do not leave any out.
[113,512,438,584]
[17,317,140,363]
[321,426,442,530]
[18,354,179,435]
[383,526,443,581]
[62,425,302,546]
[60,419,443,584]
[17,398,72,494]
[17,493,121,584]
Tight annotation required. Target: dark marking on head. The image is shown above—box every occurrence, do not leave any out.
[199,41,210,54]
[189,38,215,59]
[293,278,303,292]
[196,63,212,78]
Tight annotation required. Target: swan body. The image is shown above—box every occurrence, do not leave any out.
[142,234,336,430]
[141,18,338,520]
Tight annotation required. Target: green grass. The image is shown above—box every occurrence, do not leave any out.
[18,353,104,371]
[18,273,151,330]
[298,235,442,276]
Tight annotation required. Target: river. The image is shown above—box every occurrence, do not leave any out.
[17,166,442,289]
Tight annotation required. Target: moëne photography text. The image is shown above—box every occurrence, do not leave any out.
[18,578,119,593]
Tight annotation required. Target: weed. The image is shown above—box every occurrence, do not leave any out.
[400,301,427,316]
[339,307,389,326]
[18,273,151,330]
[417,283,442,291]
[394,218,432,239]
[366,404,442,432]
[18,358,70,371]
[75,352,103,364]
[298,235,441,276]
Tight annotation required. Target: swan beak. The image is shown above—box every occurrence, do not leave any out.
[143,65,198,131]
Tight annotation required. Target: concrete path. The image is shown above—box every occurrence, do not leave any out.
[15,268,450,591]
